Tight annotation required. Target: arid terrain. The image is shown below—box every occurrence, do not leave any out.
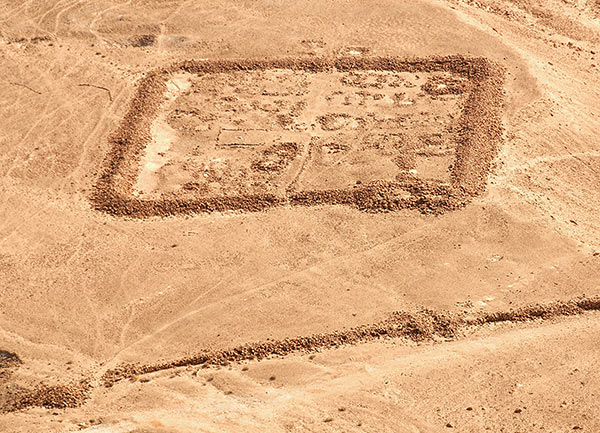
[1,0,599,431]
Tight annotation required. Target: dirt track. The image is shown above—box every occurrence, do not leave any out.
[1,0,600,431]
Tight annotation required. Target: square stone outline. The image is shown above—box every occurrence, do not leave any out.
[91,56,504,217]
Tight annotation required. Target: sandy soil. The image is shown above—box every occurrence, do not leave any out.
[0,0,599,431]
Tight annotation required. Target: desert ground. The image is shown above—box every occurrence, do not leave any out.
[1,0,600,431]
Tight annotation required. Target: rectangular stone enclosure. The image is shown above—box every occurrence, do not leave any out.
[92,56,503,217]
